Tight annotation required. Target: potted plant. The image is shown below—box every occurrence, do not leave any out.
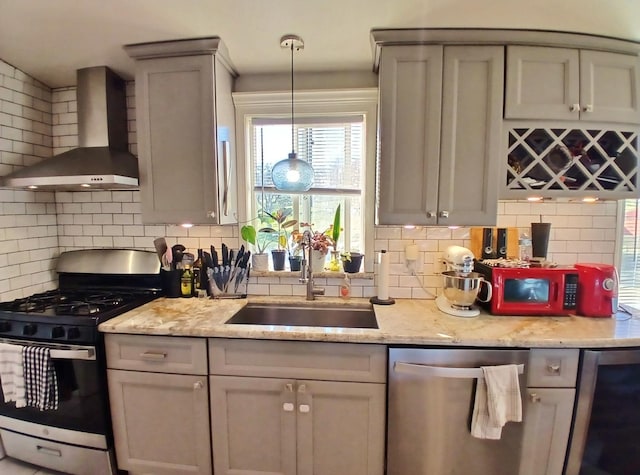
[328,204,342,271]
[265,209,297,271]
[288,229,304,271]
[341,251,364,273]
[240,223,276,272]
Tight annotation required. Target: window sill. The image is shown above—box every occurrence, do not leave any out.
[250,270,374,280]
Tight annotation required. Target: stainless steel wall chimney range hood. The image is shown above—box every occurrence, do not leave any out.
[1,66,139,190]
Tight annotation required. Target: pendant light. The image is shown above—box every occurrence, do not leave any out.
[271,34,314,192]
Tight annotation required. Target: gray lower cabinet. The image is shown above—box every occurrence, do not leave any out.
[519,388,575,475]
[105,334,211,475]
[125,37,238,225]
[505,45,640,123]
[377,44,503,226]
[209,338,386,475]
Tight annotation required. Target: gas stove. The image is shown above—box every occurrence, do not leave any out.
[0,249,161,345]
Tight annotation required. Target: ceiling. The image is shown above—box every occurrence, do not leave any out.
[1,0,640,88]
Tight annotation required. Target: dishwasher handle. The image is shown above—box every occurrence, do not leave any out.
[394,361,524,379]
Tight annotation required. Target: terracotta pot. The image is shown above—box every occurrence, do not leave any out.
[342,252,363,273]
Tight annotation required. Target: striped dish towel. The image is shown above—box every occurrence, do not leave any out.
[23,346,58,411]
[0,342,26,408]
[471,364,522,440]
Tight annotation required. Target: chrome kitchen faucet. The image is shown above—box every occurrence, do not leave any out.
[300,230,325,300]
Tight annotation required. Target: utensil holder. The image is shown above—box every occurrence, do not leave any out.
[160,269,181,298]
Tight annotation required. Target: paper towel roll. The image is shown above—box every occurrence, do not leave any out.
[377,250,390,301]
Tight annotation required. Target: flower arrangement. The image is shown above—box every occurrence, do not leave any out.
[300,204,342,255]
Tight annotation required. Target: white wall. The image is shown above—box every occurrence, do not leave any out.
[0,58,619,301]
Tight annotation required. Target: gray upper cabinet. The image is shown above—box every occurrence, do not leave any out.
[506,45,640,123]
[377,44,503,226]
[125,38,238,224]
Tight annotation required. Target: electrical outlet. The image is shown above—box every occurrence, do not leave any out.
[404,244,420,274]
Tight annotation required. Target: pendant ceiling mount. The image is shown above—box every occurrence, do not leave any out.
[271,34,314,192]
[280,34,304,50]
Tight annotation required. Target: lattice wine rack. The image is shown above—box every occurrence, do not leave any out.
[505,127,639,199]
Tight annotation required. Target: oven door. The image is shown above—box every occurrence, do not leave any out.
[0,339,108,437]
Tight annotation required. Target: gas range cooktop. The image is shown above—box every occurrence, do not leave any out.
[0,288,160,345]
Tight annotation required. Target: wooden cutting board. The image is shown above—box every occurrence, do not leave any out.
[469,227,519,260]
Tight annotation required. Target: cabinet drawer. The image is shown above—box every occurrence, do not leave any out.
[105,334,207,375]
[1,429,114,475]
[527,349,579,387]
[209,338,386,383]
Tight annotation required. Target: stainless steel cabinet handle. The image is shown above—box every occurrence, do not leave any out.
[193,380,204,390]
[426,211,436,219]
[283,402,294,412]
[583,104,594,113]
[570,103,580,112]
[285,383,294,392]
[530,392,541,403]
[394,362,524,379]
[297,383,307,393]
[221,140,231,217]
[299,404,310,413]
[140,351,167,361]
[37,445,62,457]
[439,210,449,219]
[49,348,95,361]
[547,364,561,374]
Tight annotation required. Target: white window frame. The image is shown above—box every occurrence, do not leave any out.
[616,199,640,307]
[233,88,378,272]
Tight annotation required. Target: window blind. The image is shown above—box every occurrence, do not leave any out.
[619,199,640,306]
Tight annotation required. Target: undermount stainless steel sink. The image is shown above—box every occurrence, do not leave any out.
[225,303,378,329]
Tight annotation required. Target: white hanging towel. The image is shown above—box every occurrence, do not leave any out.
[0,342,26,408]
[471,364,522,440]
[23,346,58,411]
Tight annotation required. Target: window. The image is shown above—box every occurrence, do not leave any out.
[233,89,377,271]
[619,199,640,306]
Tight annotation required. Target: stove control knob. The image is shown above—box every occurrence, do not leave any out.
[51,326,65,339]
[0,320,11,332]
[23,324,37,336]
[67,327,81,340]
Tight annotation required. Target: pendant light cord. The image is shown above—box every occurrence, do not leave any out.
[290,42,295,155]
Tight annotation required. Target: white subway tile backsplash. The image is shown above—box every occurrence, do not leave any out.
[0,58,623,301]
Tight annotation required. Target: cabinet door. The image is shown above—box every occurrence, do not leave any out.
[135,54,228,224]
[210,375,296,475]
[107,369,211,475]
[377,45,443,225]
[438,45,503,226]
[505,46,580,120]
[296,380,386,475]
[580,50,640,123]
[519,388,575,475]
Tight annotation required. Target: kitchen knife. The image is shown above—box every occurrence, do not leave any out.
[211,246,218,268]
[222,243,229,267]
[203,251,213,269]
[235,245,245,266]
[234,266,246,293]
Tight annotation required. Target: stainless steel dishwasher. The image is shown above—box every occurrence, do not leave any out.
[387,347,577,475]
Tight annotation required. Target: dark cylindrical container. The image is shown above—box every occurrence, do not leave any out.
[531,222,551,259]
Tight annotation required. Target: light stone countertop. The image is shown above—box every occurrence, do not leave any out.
[98,296,640,348]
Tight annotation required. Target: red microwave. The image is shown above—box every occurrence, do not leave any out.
[474,261,578,315]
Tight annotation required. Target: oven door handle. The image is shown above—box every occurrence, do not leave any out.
[394,362,524,379]
[50,348,95,361]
